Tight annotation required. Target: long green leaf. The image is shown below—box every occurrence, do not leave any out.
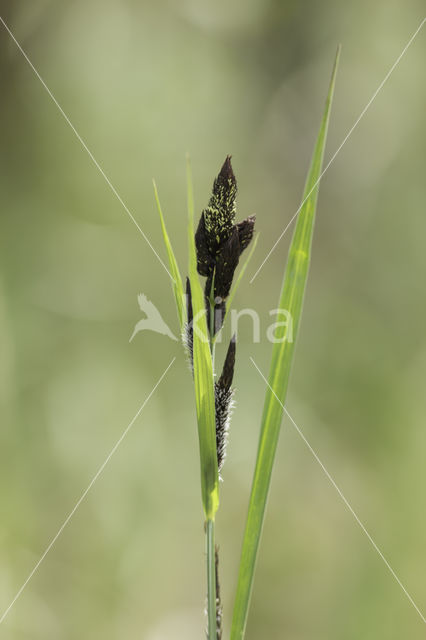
[186,157,219,520]
[153,180,185,329]
[231,46,341,640]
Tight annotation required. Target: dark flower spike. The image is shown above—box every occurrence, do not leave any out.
[183,277,194,371]
[195,157,256,335]
[236,215,256,253]
[214,335,236,472]
[186,276,193,326]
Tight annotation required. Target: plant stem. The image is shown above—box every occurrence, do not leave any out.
[206,518,217,639]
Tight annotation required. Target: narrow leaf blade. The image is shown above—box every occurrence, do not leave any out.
[153,180,185,329]
[231,47,340,640]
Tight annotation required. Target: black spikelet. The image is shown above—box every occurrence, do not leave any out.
[236,215,256,252]
[183,277,194,372]
[214,336,236,473]
[195,157,256,335]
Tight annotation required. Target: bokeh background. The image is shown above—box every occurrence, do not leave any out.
[1,1,425,638]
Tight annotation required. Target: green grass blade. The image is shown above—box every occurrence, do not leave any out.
[153,180,185,329]
[230,46,340,640]
[213,233,259,345]
[186,157,219,520]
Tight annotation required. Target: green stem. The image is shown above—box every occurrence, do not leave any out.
[206,518,217,639]
[206,269,218,637]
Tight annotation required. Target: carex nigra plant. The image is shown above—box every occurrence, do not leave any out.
[153,46,340,640]
[186,156,256,640]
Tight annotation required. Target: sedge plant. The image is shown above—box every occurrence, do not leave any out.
[153,46,340,639]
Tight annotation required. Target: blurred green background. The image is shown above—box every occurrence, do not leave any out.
[1,1,425,638]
